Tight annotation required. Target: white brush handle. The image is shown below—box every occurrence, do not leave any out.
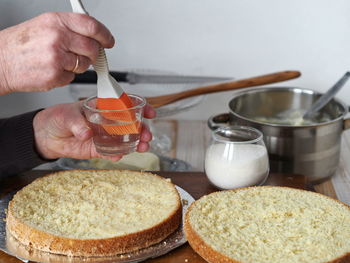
[69,0,124,98]
[70,0,88,15]
[69,0,108,74]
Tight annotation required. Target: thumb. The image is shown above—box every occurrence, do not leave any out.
[72,123,92,141]
[65,103,93,141]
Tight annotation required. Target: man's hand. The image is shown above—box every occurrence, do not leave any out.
[33,102,156,161]
[0,12,115,95]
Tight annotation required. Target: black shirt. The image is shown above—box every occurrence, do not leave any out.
[0,110,47,177]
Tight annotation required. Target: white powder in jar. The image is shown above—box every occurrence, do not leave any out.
[205,143,269,189]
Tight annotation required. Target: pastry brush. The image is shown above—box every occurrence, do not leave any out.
[70,0,138,135]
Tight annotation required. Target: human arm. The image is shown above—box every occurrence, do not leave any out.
[0,103,156,176]
[0,110,47,177]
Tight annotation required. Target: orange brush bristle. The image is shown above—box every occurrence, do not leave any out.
[101,120,141,135]
[96,93,139,135]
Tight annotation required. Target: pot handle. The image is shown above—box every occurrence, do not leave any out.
[344,118,350,130]
[207,113,231,130]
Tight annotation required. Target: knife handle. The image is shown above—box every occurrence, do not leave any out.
[71,70,128,84]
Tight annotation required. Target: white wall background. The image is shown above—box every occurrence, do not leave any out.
[0,0,349,120]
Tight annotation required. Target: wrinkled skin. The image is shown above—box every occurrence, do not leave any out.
[33,102,156,161]
[0,12,115,94]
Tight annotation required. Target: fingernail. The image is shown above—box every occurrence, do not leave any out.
[79,127,92,140]
[110,35,115,46]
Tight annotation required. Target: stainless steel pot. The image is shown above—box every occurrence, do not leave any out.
[208,87,350,183]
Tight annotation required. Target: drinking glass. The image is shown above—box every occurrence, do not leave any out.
[82,95,146,155]
[205,126,269,190]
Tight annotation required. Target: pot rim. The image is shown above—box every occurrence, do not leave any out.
[229,86,349,128]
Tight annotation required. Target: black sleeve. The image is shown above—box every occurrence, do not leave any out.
[0,110,51,177]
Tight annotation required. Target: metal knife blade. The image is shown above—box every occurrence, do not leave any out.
[72,70,232,84]
[125,72,232,84]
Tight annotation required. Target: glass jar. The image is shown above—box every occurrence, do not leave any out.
[205,126,269,190]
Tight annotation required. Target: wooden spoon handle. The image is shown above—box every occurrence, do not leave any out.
[146,70,301,108]
[181,70,301,96]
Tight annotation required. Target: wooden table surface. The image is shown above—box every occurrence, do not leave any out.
[1,119,349,263]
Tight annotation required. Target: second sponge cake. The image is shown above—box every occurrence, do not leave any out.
[185,186,350,263]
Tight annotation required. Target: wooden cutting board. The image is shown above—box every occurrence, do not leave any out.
[0,171,329,263]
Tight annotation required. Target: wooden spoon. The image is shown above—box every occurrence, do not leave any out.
[146,70,301,108]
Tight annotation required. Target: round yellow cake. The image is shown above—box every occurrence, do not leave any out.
[185,186,350,263]
[6,170,182,257]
